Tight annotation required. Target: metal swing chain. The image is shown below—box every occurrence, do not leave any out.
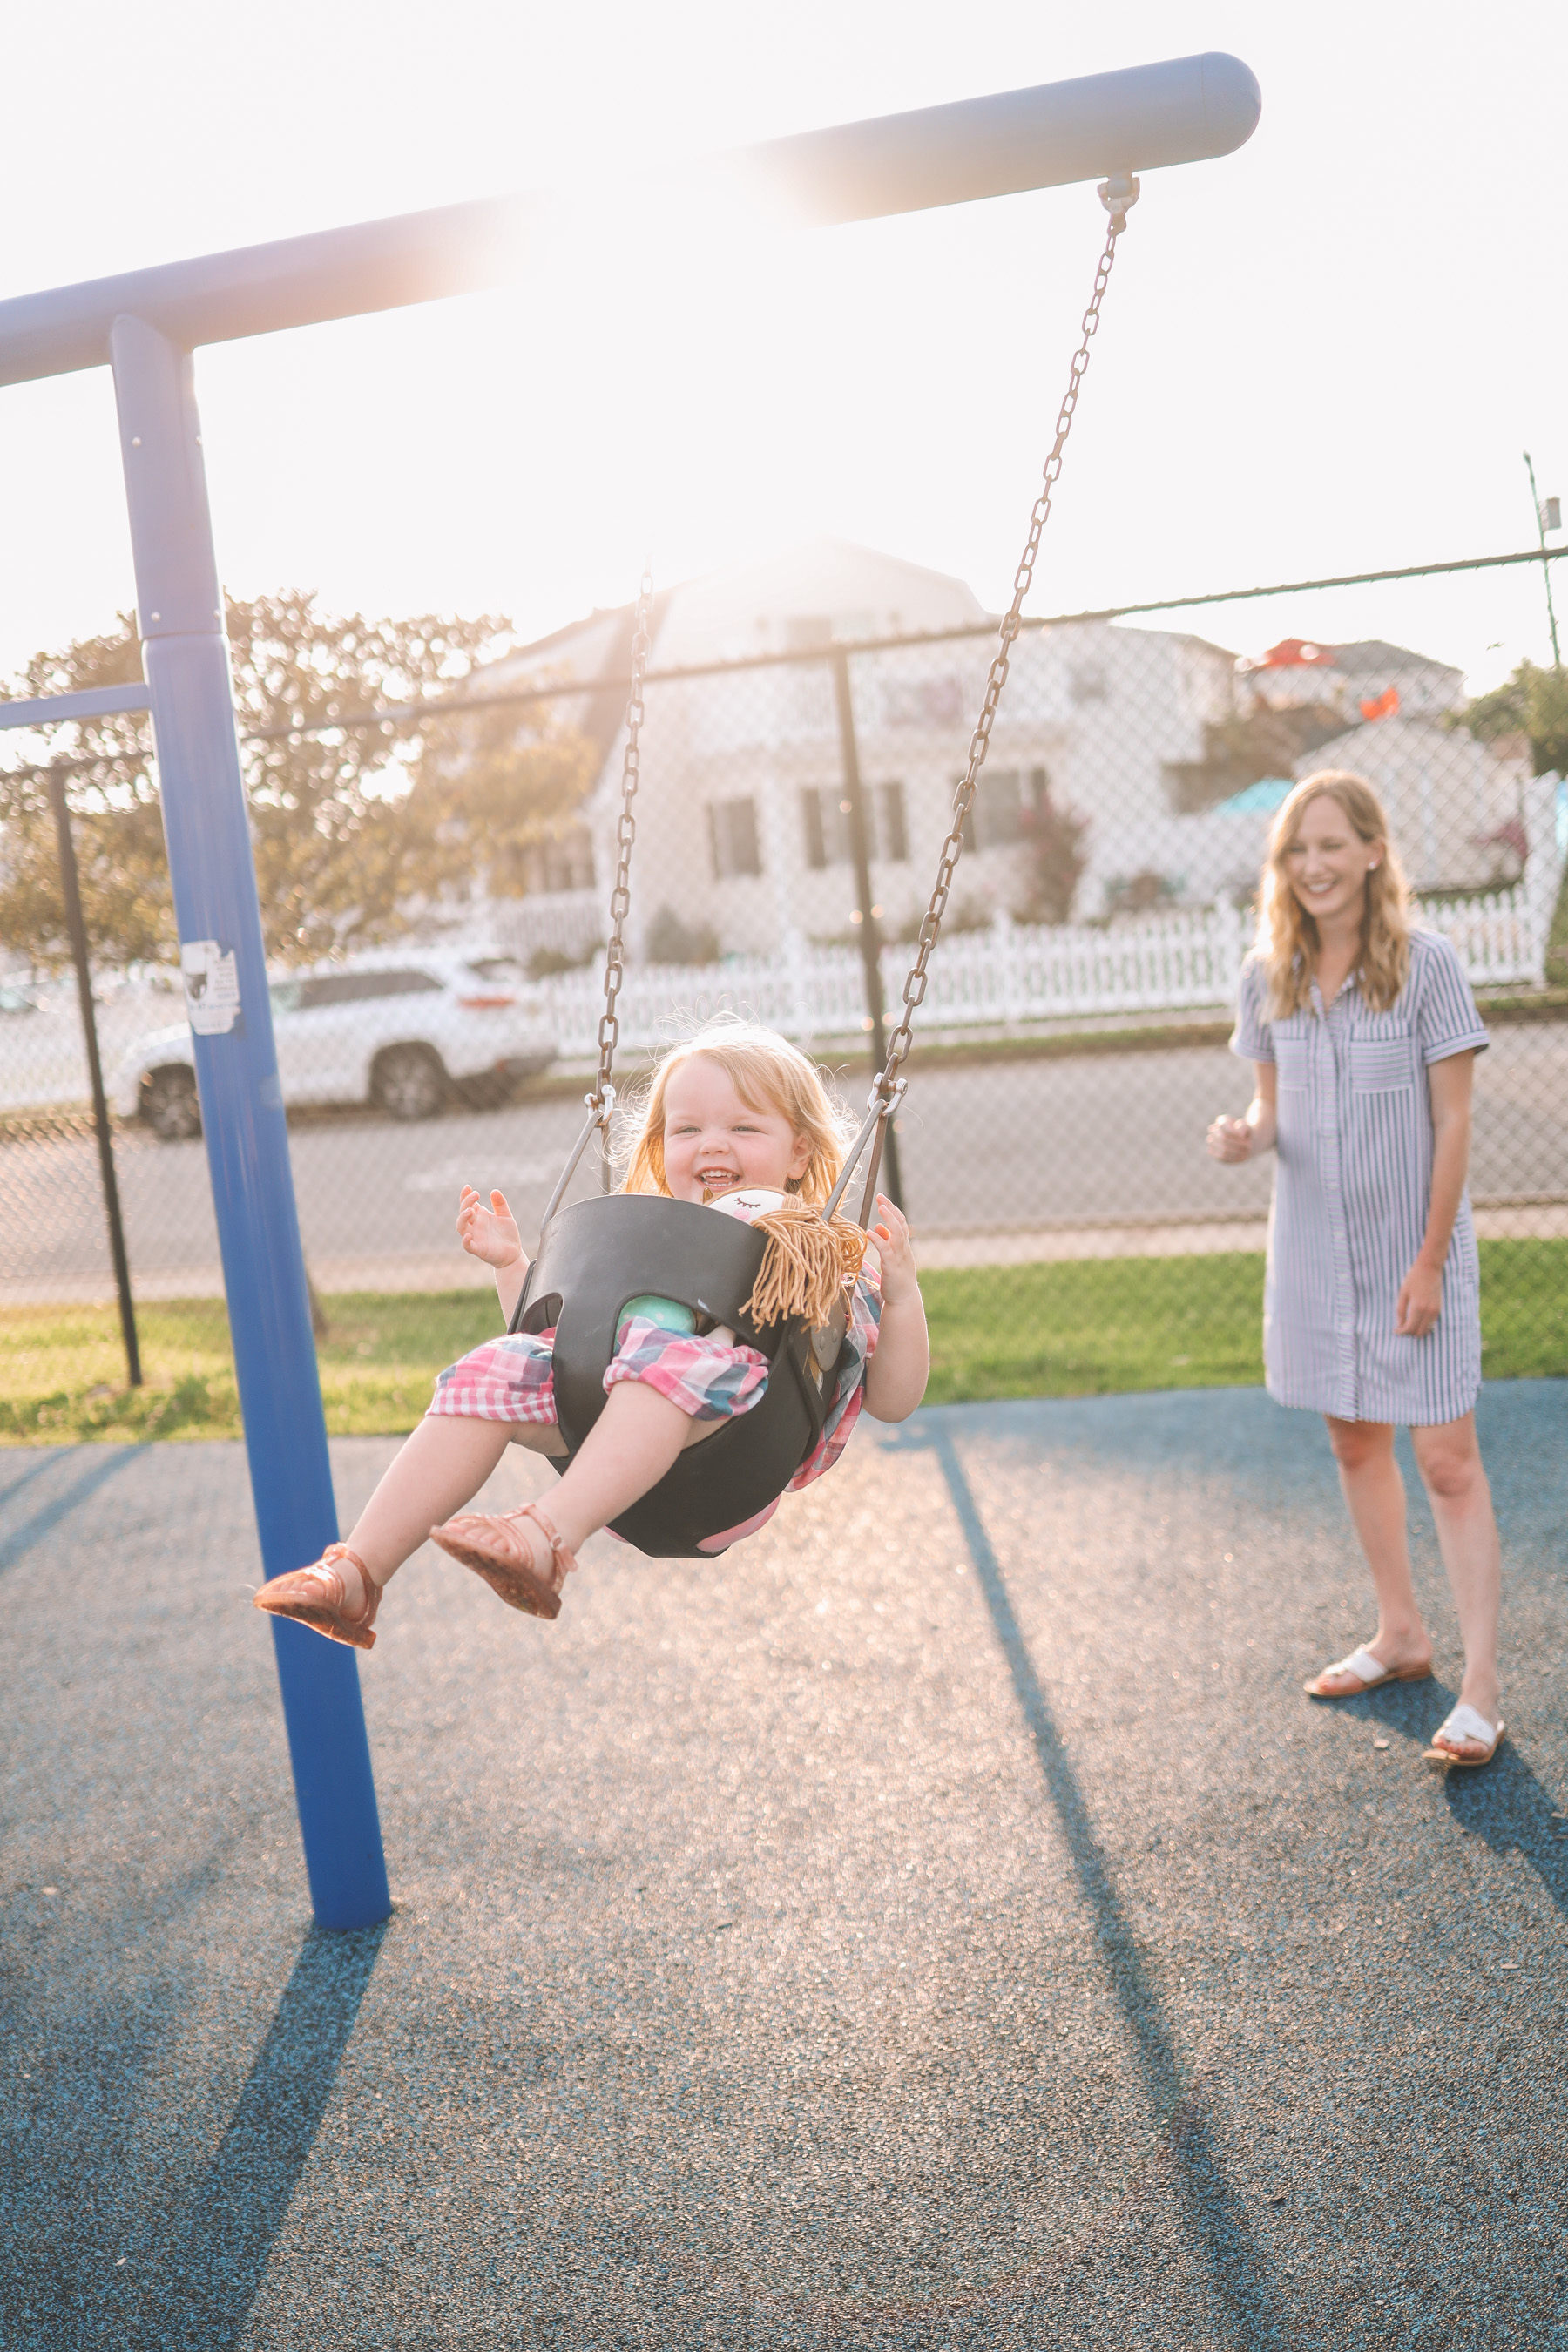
[585,564,654,1170]
[873,174,1139,1104]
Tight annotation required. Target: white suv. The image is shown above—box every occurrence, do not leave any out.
[114,951,558,1139]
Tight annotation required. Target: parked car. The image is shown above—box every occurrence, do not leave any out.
[113,951,558,1139]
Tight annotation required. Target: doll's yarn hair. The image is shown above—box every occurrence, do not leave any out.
[742,1200,868,1330]
[1258,770,1415,1017]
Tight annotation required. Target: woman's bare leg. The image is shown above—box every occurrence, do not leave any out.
[341,1416,517,1601]
[1321,1416,1433,1672]
[1411,1412,1501,1733]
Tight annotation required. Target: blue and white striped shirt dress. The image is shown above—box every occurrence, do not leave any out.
[1231,930,1490,1425]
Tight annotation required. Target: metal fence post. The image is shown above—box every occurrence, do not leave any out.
[108,312,389,1931]
[829,648,905,1209]
[45,769,143,1389]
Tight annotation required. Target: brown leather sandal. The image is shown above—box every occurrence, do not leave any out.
[253,1543,381,1650]
[429,1499,578,1621]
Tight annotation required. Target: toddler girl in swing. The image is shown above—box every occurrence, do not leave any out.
[256,1022,929,1647]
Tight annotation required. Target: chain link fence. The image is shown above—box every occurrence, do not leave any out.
[3,574,1565,1441]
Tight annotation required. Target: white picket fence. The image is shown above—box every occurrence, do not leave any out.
[533,861,1564,1058]
[3,854,1558,1117]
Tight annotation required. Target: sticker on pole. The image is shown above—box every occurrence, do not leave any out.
[180,939,241,1035]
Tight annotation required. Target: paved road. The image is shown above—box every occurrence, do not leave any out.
[4,1027,1565,1298]
[3,1384,1565,2347]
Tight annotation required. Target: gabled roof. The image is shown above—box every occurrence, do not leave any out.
[473,537,984,689]
[470,594,670,766]
[1321,639,1461,679]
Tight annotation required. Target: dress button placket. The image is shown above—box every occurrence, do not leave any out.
[1313,982,1358,1419]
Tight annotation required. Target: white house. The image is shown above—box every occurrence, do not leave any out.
[453,543,1544,963]
[464,540,1253,956]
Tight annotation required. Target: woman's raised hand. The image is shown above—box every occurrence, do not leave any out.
[457,1185,524,1269]
[1206,1113,1254,1164]
[869,1192,919,1303]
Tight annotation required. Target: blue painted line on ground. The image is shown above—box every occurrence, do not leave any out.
[0,1445,146,1577]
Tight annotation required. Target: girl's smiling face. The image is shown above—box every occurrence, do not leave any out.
[1282,791,1383,928]
[660,1056,811,1201]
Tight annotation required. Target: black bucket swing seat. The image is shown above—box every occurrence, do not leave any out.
[509,1193,845,1559]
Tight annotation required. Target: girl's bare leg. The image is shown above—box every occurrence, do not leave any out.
[433,1387,728,1596]
[1322,1416,1433,1669]
[542,1381,706,1557]
[1410,1412,1501,1727]
[340,1416,517,1603]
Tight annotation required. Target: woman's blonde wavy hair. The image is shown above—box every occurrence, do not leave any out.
[1257,770,1415,1017]
[619,1019,849,1206]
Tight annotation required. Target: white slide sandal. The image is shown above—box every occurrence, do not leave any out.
[1423,1703,1505,1768]
[1304,1645,1433,1700]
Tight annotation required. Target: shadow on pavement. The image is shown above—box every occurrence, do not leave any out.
[1445,1745,1568,1915]
[127,1921,388,2350]
[0,1445,145,1578]
[1349,1680,1568,1921]
[0,1451,73,1515]
[913,1416,1285,2352]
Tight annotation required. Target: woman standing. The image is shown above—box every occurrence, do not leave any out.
[1207,771,1504,1766]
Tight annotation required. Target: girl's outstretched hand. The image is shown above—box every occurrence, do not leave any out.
[457,1185,524,1270]
[1206,1113,1254,1163]
[870,1193,919,1303]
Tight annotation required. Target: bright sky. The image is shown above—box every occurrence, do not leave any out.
[2,0,1564,696]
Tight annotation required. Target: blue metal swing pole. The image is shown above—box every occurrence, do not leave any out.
[110,314,389,1930]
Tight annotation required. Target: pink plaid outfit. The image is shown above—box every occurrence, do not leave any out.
[426,1276,882,1503]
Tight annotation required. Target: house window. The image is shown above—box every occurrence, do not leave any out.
[959,766,1049,853]
[875,781,909,862]
[517,827,595,895]
[802,787,833,870]
[801,781,909,868]
[708,796,761,879]
[882,673,965,727]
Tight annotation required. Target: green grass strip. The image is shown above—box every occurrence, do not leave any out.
[2,1239,1564,1444]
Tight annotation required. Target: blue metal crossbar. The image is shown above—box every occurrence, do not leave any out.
[0,54,1259,1932]
[0,56,1258,385]
[0,683,151,729]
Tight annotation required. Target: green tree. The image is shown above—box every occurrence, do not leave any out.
[1463,658,1568,776]
[0,594,598,970]
[415,692,598,907]
[0,620,172,970]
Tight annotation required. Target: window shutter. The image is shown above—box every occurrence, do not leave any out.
[732,797,760,875]
[802,787,828,870]
[875,781,908,862]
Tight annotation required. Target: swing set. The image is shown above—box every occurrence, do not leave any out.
[0,53,1260,1927]
[517,172,1141,1559]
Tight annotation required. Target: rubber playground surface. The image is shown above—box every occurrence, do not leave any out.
[3,1384,1565,2350]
